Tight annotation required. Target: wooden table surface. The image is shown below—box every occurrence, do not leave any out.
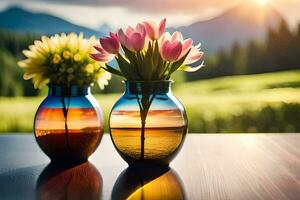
[0,134,300,200]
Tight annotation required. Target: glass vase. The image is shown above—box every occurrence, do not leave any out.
[109,81,188,167]
[34,85,104,163]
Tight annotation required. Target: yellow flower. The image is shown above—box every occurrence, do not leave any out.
[63,50,72,59]
[18,32,111,89]
[85,64,94,73]
[73,53,82,62]
[52,54,61,64]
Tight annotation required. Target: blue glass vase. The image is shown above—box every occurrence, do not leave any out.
[34,85,104,163]
[109,81,188,167]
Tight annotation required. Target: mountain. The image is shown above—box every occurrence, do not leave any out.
[0,6,103,37]
[99,23,113,34]
[169,2,284,52]
[0,3,283,52]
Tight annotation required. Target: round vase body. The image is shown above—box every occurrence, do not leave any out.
[34,85,104,163]
[109,81,188,166]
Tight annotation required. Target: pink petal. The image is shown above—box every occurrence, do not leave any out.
[90,53,113,62]
[129,32,145,52]
[158,32,171,53]
[126,26,135,36]
[93,45,106,53]
[184,47,204,64]
[162,41,182,61]
[158,18,166,38]
[143,21,156,40]
[135,23,146,38]
[118,29,132,50]
[179,38,193,59]
[100,36,120,54]
[109,32,119,40]
[171,31,183,42]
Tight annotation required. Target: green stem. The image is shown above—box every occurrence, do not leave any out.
[160,62,172,79]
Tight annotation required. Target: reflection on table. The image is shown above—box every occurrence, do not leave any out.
[36,162,102,200]
[112,166,186,200]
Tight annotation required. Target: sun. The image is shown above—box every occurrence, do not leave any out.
[254,0,269,6]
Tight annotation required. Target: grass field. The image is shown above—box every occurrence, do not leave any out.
[0,70,299,133]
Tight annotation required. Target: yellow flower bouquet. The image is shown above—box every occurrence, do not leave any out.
[18,32,111,89]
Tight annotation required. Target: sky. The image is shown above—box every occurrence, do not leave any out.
[0,0,300,30]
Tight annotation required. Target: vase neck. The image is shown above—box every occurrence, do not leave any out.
[125,81,172,95]
[48,85,90,97]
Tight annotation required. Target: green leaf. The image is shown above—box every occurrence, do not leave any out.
[122,45,137,64]
[169,49,191,75]
[122,45,143,79]
[152,40,163,79]
[116,54,137,80]
[102,64,123,77]
[140,43,153,80]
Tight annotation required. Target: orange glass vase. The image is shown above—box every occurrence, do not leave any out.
[109,81,188,167]
[34,85,104,163]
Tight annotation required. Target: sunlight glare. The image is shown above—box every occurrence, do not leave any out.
[254,0,269,6]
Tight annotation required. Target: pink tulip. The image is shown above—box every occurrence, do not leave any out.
[99,32,120,54]
[184,44,204,65]
[143,18,166,40]
[159,31,203,63]
[118,23,146,52]
[90,44,114,62]
[160,40,182,61]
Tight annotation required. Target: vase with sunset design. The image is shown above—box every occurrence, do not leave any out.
[34,85,104,163]
[109,81,188,167]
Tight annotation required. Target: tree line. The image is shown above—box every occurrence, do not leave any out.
[187,19,300,81]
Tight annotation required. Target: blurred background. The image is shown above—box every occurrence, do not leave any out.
[0,0,299,133]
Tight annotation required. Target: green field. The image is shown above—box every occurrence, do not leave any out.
[0,70,300,133]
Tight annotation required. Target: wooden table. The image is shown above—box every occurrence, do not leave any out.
[0,134,300,200]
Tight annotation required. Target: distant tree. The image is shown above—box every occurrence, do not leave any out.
[216,49,232,76]
[277,20,294,69]
[0,49,23,96]
[229,43,246,75]
[292,23,300,66]
[0,30,39,96]
[0,30,38,56]
[185,54,218,81]
[245,40,266,74]
[266,20,294,71]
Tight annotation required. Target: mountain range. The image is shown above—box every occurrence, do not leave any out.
[169,2,283,52]
[0,4,283,52]
[0,6,103,37]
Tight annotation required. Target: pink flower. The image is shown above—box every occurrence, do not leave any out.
[143,18,166,40]
[99,32,120,54]
[118,23,146,52]
[159,31,203,63]
[90,44,114,62]
[184,44,204,65]
[160,41,182,61]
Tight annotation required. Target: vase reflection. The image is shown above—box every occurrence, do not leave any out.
[36,162,102,200]
[112,166,186,200]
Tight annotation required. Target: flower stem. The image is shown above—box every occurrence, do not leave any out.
[61,96,71,151]
[136,93,155,161]
[140,118,146,160]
